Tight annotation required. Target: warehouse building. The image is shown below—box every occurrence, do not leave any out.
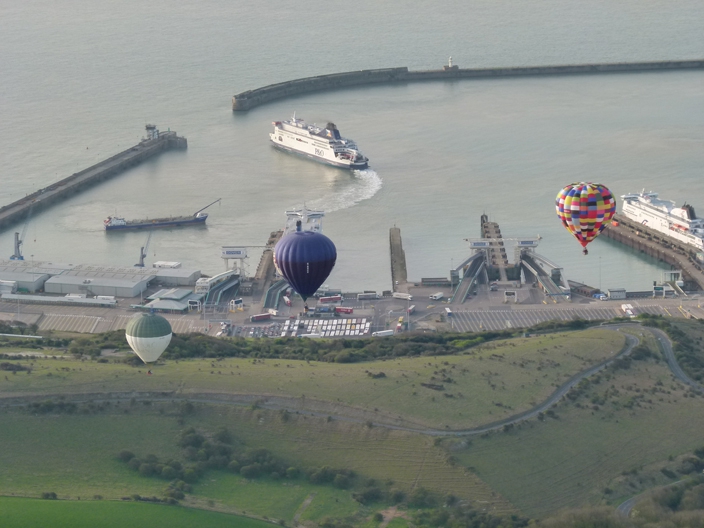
[0,271,50,293]
[44,274,154,297]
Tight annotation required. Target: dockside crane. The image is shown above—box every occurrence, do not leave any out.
[193,198,221,217]
[134,231,153,268]
[10,207,34,261]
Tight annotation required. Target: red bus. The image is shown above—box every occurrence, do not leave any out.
[335,306,353,314]
[319,295,342,303]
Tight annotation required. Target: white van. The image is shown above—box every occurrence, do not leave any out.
[392,292,412,301]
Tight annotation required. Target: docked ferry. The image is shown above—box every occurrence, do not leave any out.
[621,191,704,251]
[270,116,368,169]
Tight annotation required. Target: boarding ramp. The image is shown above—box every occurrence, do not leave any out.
[196,270,240,311]
[450,253,486,304]
[264,279,290,310]
[215,282,240,306]
[521,254,569,302]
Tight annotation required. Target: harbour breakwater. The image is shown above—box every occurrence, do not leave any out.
[0,127,187,232]
[232,59,704,111]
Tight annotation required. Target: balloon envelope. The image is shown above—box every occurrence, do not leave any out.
[125,313,172,363]
[556,182,616,249]
[274,231,337,301]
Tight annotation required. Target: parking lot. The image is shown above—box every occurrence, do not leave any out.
[449,305,668,332]
[211,317,372,339]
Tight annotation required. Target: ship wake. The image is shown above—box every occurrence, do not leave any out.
[309,169,382,213]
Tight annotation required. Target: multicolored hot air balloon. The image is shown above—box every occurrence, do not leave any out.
[556,182,616,255]
[125,313,172,364]
[273,223,337,302]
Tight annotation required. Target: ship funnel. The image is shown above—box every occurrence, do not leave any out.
[325,123,341,140]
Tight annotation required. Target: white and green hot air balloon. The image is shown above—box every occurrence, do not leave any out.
[125,313,172,364]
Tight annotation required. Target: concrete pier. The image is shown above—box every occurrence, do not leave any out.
[0,127,187,232]
[389,227,408,291]
[253,230,283,285]
[481,215,509,282]
[601,214,704,290]
[233,60,704,111]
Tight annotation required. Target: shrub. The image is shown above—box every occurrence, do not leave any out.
[409,487,436,508]
[213,428,233,444]
[240,464,262,479]
[41,492,57,500]
[183,469,198,483]
[117,450,135,462]
[333,474,351,489]
[139,463,156,476]
[161,466,178,479]
[661,468,677,479]
[353,487,382,504]
[390,489,405,504]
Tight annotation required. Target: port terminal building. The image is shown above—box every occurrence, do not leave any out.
[0,260,200,297]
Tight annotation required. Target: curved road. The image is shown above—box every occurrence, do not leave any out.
[649,327,704,392]
[5,323,700,515]
[616,326,704,517]
[3,324,649,437]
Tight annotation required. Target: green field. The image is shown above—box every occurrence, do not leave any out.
[0,496,275,528]
[3,324,703,522]
[448,332,704,517]
[0,405,513,516]
[0,328,625,429]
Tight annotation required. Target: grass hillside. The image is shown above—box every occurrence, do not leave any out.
[1,328,624,430]
[0,405,514,518]
[2,324,703,523]
[0,496,274,528]
[445,328,704,517]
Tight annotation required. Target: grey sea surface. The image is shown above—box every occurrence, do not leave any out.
[1,0,703,292]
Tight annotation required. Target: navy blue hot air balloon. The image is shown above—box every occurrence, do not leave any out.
[274,224,337,302]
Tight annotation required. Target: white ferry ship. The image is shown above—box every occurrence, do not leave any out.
[283,206,324,235]
[621,191,704,251]
[270,115,368,169]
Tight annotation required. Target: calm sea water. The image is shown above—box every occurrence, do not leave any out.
[1,0,703,292]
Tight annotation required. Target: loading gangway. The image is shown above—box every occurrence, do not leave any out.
[195,270,241,310]
[450,253,486,304]
[521,254,569,302]
[264,279,290,310]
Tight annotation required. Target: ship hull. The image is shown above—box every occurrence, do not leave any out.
[621,193,704,251]
[105,216,207,231]
[270,140,368,170]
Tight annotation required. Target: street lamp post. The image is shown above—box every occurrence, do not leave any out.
[599,256,602,292]
[407,298,410,332]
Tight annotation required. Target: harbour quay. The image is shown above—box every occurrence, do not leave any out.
[232,59,704,111]
[602,214,704,290]
[0,125,187,232]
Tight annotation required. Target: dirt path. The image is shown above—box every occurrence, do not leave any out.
[292,492,317,525]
